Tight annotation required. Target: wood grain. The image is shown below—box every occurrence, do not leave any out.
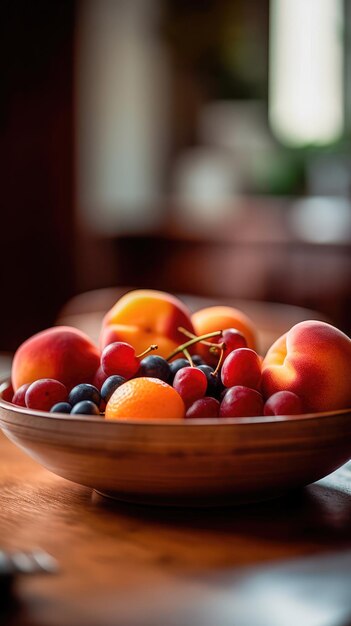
[1,430,351,625]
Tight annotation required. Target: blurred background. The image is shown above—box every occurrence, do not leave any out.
[1,0,351,351]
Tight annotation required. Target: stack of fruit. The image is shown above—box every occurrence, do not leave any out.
[8,290,351,420]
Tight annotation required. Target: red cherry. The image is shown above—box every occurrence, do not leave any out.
[219,385,264,418]
[173,367,207,407]
[221,348,261,390]
[101,342,140,379]
[186,397,220,418]
[222,328,247,357]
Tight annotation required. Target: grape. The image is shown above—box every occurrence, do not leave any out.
[221,348,261,390]
[191,354,205,366]
[264,391,303,416]
[101,342,140,378]
[219,385,264,418]
[168,358,189,382]
[172,367,207,407]
[12,383,31,407]
[93,365,108,391]
[138,355,170,382]
[50,402,72,414]
[186,397,220,418]
[222,328,247,356]
[101,375,126,402]
[197,364,223,398]
[68,384,101,407]
[70,400,100,416]
[25,379,68,411]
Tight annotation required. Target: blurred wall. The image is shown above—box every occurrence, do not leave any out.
[0,1,75,349]
[1,0,350,352]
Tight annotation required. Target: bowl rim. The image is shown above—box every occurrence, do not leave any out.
[1,378,350,428]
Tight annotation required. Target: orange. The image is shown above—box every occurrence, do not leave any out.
[105,377,185,421]
[191,305,258,365]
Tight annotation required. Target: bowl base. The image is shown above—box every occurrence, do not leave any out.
[93,488,285,508]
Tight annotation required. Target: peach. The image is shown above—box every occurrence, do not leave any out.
[100,289,195,359]
[191,305,258,365]
[12,326,100,392]
[261,320,351,413]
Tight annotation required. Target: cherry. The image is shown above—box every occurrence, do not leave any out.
[221,348,261,390]
[186,397,220,418]
[101,342,157,379]
[173,367,207,407]
[219,385,264,418]
[221,328,247,356]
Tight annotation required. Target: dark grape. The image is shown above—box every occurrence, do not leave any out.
[197,364,223,398]
[68,384,101,407]
[71,400,100,416]
[138,355,170,382]
[168,358,189,382]
[50,402,72,414]
[101,375,126,402]
[191,354,205,366]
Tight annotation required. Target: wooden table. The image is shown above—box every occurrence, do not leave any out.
[1,429,351,626]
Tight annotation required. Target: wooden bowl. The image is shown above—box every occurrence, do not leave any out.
[1,379,351,506]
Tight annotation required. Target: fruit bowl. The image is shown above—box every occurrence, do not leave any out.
[1,379,351,506]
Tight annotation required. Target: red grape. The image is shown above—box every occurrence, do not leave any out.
[219,385,264,418]
[221,348,261,390]
[222,328,247,357]
[12,383,31,407]
[173,367,207,407]
[186,397,220,418]
[264,391,303,416]
[93,365,108,391]
[25,379,68,411]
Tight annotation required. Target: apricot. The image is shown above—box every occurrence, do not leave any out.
[191,306,258,365]
[12,326,100,392]
[100,289,195,359]
[261,321,351,413]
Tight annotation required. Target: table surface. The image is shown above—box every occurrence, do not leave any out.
[1,427,351,626]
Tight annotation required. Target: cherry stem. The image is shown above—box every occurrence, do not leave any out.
[136,344,158,359]
[209,345,221,354]
[178,326,220,348]
[182,348,194,367]
[166,331,222,361]
[212,342,226,377]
